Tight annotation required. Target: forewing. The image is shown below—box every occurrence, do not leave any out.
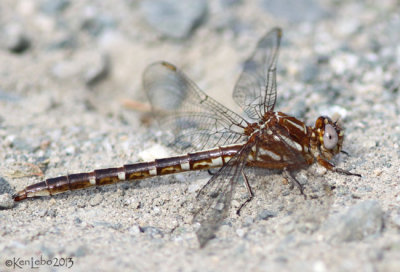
[143,61,248,153]
[193,143,254,247]
[233,28,281,120]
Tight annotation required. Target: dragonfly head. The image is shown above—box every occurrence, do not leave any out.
[313,116,344,160]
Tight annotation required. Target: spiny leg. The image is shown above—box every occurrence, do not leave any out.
[236,170,254,216]
[340,150,350,156]
[317,156,361,177]
[283,169,305,197]
[334,167,361,177]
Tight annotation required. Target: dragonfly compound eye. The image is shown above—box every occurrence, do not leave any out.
[323,124,338,150]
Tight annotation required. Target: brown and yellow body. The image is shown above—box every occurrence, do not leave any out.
[13,145,242,201]
[244,111,345,173]
[13,111,353,202]
[12,28,360,248]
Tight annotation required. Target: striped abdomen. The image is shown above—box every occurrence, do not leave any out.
[13,145,242,201]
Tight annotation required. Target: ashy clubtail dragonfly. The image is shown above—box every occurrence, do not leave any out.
[13,28,360,247]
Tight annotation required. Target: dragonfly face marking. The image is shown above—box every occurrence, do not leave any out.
[13,28,360,248]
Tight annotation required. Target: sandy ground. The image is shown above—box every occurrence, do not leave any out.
[1,0,400,271]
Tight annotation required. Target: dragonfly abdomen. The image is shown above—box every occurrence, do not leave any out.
[13,144,243,201]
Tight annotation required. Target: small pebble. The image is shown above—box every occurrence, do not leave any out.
[84,54,110,86]
[39,0,70,15]
[236,228,246,238]
[142,226,164,239]
[65,244,87,257]
[47,208,57,218]
[129,225,142,236]
[0,194,15,209]
[257,209,276,221]
[1,24,31,53]
[89,194,104,206]
[138,144,171,161]
[81,8,116,36]
[73,245,88,257]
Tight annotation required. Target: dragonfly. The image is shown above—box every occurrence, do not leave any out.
[13,28,360,247]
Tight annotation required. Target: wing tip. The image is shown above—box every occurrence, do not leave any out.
[160,61,177,71]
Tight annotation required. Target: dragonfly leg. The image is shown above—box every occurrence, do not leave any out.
[317,156,361,177]
[283,169,305,196]
[236,170,254,216]
[340,150,350,156]
[207,169,217,176]
[334,167,361,177]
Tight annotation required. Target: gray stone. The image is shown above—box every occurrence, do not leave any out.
[74,245,88,257]
[257,209,276,221]
[40,0,70,15]
[47,34,76,50]
[322,200,383,243]
[260,0,327,22]
[0,194,14,209]
[84,54,110,86]
[1,25,30,53]
[140,0,207,39]
[81,12,117,37]
[129,225,142,236]
[65,244,88,257]
[46,208,57,218]
[142,226,164,239]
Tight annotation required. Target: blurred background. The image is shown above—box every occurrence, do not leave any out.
[1,0,399,124]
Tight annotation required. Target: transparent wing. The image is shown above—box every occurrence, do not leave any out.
[193,142,254,247]
[143,61,249,153]
[232,27,282,120]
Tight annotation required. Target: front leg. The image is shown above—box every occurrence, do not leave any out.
[317,156,361,177]
[283,169,305,196]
